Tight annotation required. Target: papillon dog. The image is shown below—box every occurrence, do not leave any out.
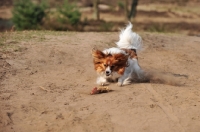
[92,22,144,86]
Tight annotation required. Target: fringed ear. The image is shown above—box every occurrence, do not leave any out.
[113,53,129,66]
[92,49,105,59]
[92,49,106,64]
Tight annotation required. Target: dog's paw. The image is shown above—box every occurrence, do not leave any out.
[122,78,132,86]
[123,81,131,86]
[101,82,109,86]
[117,82,123,87]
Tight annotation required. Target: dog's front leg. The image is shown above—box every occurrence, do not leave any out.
[117,77,123,86]
[96,76,109,86]
[117,73,131,86]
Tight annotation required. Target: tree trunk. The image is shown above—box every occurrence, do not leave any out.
[124,0,129,20]
[128,0,138,20]
[93,0,100,20]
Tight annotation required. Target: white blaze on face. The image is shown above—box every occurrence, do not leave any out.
[105,66,111,76]
[105,61,111,76]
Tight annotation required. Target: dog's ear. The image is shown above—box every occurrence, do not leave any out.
[112,54,128,75]
[113,53,128,64]
[92,49,106,64]
[92,49,105,59]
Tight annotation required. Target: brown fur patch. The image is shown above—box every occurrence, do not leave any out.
[122,49,138,59]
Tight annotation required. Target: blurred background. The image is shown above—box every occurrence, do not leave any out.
[0,0,200,35]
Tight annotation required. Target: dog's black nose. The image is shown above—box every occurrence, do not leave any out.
[106,71,110,74]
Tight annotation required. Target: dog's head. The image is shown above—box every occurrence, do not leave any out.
[92,49,128,76]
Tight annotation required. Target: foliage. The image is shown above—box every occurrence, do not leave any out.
[118,1,125,10]
[57,0,81,25]
[146,23,170,33]
[12,0,47,30]
[100,22,113,31]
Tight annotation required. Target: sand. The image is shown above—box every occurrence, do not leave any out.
[1,32,200,132]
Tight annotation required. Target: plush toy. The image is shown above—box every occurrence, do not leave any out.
[90,87,110,95]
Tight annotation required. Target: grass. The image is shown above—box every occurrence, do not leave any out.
[146,24,170,33]
[138,3,200,16]
[100,22,114,31]
[0,30,71,52]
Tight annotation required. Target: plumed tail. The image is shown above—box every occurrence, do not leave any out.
[116,22,142,50]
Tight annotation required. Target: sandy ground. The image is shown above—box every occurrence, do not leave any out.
[1,31,200,132]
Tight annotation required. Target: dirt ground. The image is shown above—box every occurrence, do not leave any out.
[0,31,200,132]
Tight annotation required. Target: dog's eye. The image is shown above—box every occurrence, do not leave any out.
[111,65,115,69]
[96,62,101,64]
[104,64,107,67]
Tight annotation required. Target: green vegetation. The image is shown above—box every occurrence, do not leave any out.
[0,31,69,52]
[12,0,81,31]
[0,31,48,52]
[100,22,114,31]
[0,31,65,44]
[146,23,171,33]
[12,0,47,30]
[117,1,125,9]
[57,0,81,25]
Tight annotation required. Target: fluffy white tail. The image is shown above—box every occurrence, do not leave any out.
[116,22,142,50]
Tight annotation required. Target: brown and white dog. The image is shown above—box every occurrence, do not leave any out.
[92,23,144,86]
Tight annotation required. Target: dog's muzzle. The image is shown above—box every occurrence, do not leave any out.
[105,66,112,76]
[106,71,111,76]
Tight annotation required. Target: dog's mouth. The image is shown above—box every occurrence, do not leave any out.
[106,72,111,76]
[106,73,111,76]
